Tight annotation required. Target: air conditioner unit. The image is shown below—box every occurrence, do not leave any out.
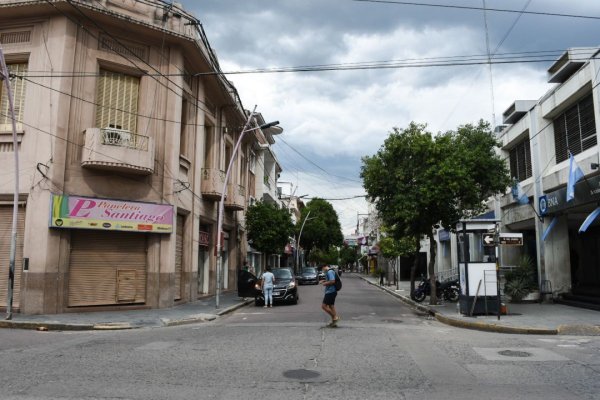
[103,126,132,147]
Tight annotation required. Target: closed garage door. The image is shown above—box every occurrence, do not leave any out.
[68,230,147,307]
[0,206,25,308]
[174,215,183,301]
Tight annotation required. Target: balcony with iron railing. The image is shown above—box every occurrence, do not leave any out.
[201,168,226,201]
[81,128,154,175]
[224,183,246,211]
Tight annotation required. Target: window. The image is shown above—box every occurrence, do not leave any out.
[553,93,597,163]
[204,125,213,168]
[225,143,233,172]
[180,98,189,158]
[240,154,247,189]
[249,151,256,174]
[509,138,532,182]
[0,62,27,132]
[95,69,139,132]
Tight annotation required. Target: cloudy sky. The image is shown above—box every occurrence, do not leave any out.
[180,0,600,234]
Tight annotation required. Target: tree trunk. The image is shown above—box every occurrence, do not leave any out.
[409,235,420,299]
[428,231,438,305]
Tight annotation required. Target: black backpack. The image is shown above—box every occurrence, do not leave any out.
[334,271,342,291]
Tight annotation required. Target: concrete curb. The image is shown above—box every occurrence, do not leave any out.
[161,314,217,327]
[361,276,558,335]
[0,300,253,331]
[162,299,252,327]
[0,320,95,331]
[434,313,557,335]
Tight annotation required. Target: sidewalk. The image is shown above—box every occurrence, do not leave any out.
[2,278,599,335]
[0,291,251,331]
[360,275,600,336]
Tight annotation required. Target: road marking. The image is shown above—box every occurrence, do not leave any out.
[474,347,568,361]
[404,339,474,384]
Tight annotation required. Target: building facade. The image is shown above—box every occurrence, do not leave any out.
[498,47,600,303]
[0,0,281,314]
[425,48,600,304]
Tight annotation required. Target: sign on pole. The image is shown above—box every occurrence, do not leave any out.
[482,233,495,246]
[499,233,523,246]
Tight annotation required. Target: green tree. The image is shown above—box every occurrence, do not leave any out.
[361,121,510,304]
[246,201,294,256]
[309,246,339,266]
[339,244,358,269]
[297,198,343,260]
[378,234,416,285]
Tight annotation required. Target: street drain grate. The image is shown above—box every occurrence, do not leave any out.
[283,369,321,380]
[498,350,532,358]
[381,319,403,323]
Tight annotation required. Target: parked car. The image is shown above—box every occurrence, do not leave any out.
[250,268,299,306]
[317,267,326,281]
[330,265,342,276]
[298,267,319,285]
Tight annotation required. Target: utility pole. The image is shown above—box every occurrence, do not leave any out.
[0,47,20,320]
[296,210,315,273]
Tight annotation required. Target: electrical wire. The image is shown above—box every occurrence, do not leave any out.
[351,0,600,21]
[16,48,600,79]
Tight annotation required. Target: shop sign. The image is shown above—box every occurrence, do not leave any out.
[49,194,173,233]
[542,174,600,215]
[199,231,210,246]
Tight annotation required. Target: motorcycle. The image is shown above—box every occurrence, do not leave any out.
[412,276,460,303]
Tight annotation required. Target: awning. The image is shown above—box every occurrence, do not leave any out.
[542,217,558,241]
[579,206,600,233]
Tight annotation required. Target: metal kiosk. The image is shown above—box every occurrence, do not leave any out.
[456,219,500,316]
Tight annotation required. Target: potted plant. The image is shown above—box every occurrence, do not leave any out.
[504,255,538,302]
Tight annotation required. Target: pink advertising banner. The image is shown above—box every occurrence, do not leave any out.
[50,194,173,233]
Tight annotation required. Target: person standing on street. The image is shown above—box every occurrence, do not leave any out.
[262,265,275,308]
[321,265,340,327]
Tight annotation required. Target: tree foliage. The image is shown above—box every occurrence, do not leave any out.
[309,246,339,266]
[245,201,294,255]
[339,245,358,267]
[296,198,344,253]
[361,121,510,303]
[378,235,415,259]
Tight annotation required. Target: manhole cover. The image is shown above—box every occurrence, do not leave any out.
[283,369,321,380]
[498,350,532,358]
[381,319,403,324]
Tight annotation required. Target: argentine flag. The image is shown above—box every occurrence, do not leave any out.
[566,153,584,202]
[512,180,529,205]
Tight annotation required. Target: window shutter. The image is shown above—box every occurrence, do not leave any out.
[95,70,139,132]
[0,63,27,130]
[553,93,596,163]
[579,94,597,151]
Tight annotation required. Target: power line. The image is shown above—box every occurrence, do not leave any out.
[17,49,600,79]
[351,0,600,21]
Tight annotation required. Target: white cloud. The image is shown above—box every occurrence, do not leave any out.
[182,0,600,234]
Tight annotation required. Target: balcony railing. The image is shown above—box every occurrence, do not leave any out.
[225,183,246,211]
[201,168,226,201]
[81,128,154,175]
[101,128,149,150]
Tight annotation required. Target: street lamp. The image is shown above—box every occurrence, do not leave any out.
[295,210,317,274]
[215,106,281,308]
[1,48,20,320]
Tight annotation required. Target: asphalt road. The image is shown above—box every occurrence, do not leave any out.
[0,273,599,399]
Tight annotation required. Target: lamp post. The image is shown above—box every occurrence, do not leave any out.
[295,210,316,273]
[1,48,20,320]
[215,106,281,308]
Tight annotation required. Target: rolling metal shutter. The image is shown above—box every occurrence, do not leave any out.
[0,206,25,308]
[174,215,183,300]
[68,231,146,307]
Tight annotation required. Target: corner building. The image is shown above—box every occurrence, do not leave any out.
[0,0,275,314]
